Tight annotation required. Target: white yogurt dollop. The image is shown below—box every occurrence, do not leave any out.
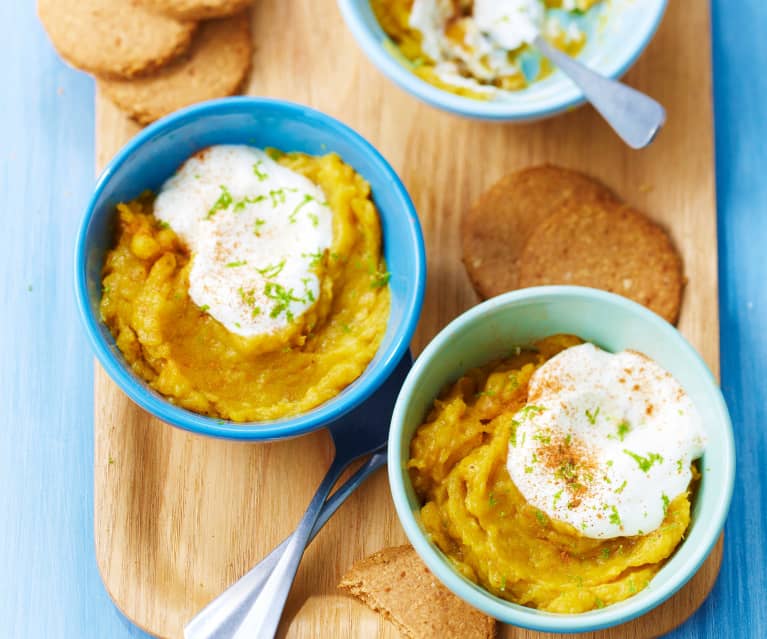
[154,145,332,337]
[473,0,544,51]
[407,0,590,94]
[507,343,707,539]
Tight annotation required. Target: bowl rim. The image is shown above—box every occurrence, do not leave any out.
[388,285,735,631]
[337,0,669,121]
[74,96,426,441]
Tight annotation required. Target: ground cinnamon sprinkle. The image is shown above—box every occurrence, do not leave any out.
[536,434,599,508]
[528,360,574,403]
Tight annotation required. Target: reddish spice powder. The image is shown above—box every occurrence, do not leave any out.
[536,434,599,508]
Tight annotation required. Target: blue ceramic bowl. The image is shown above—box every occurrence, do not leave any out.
[338,0,668,121]
[75,97,425,441]
[389,286,734,632]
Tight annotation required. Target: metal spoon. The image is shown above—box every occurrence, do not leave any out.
[533,35,666,149]
[185,351,412,639]
[185,449,387,639]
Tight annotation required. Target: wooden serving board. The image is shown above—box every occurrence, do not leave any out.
[94,1,722,637]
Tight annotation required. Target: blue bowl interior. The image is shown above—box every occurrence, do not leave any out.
[390,287,734,632]
[77,98,425,440]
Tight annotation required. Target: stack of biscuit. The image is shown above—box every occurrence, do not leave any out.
[462,166,685,325]
[38,0,254,124]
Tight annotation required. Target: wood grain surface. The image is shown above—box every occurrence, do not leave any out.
[94,1,721,637]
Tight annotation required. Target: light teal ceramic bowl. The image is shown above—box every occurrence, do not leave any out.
[338,0,668,121]
[388,286,734,632]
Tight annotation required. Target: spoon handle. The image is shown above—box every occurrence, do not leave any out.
[184,451,387,639]
[534,35,666,149]
[185,455,347,639]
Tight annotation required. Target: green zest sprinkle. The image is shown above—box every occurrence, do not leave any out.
[266,148,283,161]
[199,304,210,312]
[302,249,324,268]
[614,480,627,494]
[207,185,233,218]
[234,195,267,212]
[510,429,517,448]
[535,510,548,527]
[520,405,545,420]
[102,285,110,295]
[264,282,303,322]
[289,193,314,222]
[307,212,319,227]
[662,493,670,515]
[609,505,622,526]
[301,277,316,303]
[629,579,637,594]
[553,489,563,507]
[157,220,170,229]
[585,406,600,425]
[594,597,605,609]
[269,189,287,208]
[342,323,352,333]
[565,433,573,446]
[489,492,497,507]
[524,465,533,474]
[475,389,496,398]
[253,218,266,235]
[225,260,247,268]
[253,160,268,181]
[238,287,257,309]
[508,374,519,390]
[255,259,286,279]
[532,431,551,444]
[500,576,507,591]
[600,547,610,560]
[370,269,391,289]
[556,461,577,481]
[617,420,631,441]
[677,459,684,473]
[623,450,664,473]
[234,322,241,328]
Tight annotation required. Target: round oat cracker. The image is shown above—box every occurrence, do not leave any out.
[462,166,619,299]
[517,201,684,324]
[99,13,252,125]
[38,0,196,79]
[138,0,253,21]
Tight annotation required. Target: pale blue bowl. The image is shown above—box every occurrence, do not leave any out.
[338,0,668,120]
[389,286,734,632]
[74,97,426,441]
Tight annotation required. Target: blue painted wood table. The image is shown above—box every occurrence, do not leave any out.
[0,1,763,637]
